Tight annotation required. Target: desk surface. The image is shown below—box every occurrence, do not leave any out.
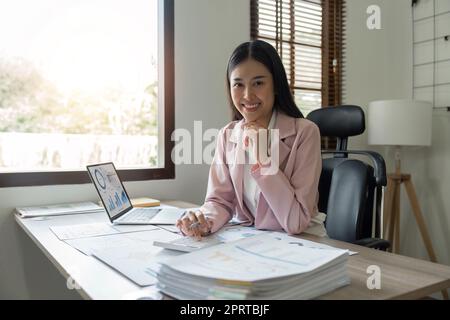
[16,200,450,300]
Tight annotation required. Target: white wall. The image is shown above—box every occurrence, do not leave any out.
[0,0,250,299]
[344,0,413,149]
[345,0,450,278]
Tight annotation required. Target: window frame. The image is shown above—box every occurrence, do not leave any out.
[0,0,175,188]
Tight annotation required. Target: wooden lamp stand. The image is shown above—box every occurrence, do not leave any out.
[383,148,448,299]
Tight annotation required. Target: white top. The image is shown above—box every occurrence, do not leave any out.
[243,110,277,216]
[240,111,328,238]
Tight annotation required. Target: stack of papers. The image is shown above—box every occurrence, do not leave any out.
[15,202,104,218]
[156,233,350,300]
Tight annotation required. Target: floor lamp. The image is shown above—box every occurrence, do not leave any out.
[368,100,448,299]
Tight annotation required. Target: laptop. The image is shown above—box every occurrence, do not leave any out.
[87,162,185,225]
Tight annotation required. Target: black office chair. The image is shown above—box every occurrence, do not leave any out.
[307,105,390,250]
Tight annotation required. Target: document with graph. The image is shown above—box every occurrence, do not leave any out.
[88,228,183,286]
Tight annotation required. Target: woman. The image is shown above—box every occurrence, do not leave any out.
[176,40,325,238]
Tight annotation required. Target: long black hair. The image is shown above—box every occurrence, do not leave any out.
[226,40,303,121]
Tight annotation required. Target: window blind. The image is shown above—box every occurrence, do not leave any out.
[251,0,346,116]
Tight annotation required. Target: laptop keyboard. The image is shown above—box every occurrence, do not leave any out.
[120,208,160,222]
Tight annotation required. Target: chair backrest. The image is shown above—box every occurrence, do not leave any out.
[307,106,387,242]
[325,160,371,242]
[307,105,365,151]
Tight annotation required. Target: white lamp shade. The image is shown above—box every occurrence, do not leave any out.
[368,99,432,146]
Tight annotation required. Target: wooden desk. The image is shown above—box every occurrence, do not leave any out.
[15,200,450,300]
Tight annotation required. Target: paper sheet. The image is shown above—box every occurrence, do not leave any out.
[87,229,183,286]
[270,232,358,255]
[50,222,159,241]
[50,223,119,241]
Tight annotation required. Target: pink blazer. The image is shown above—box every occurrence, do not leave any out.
[200,111,322,235]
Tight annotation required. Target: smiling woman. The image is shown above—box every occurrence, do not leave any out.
[230,59,275,128]
[0,0,174,187]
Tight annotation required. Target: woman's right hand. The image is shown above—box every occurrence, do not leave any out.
[175,210,213,239]
[242,121,271,167]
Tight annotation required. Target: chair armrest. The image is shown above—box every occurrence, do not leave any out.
[353,238,391,251]
[321,150,387,186]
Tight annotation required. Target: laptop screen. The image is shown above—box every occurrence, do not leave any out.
[87,163,132,220]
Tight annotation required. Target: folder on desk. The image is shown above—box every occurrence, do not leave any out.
[15,202,104,218]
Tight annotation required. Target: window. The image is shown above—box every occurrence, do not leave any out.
[0,0,174,187]
[250,0,346,116]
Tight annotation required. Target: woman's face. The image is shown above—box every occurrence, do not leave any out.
[230,58,275,127]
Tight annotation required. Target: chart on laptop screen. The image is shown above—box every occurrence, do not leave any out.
[88,163,131,219]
